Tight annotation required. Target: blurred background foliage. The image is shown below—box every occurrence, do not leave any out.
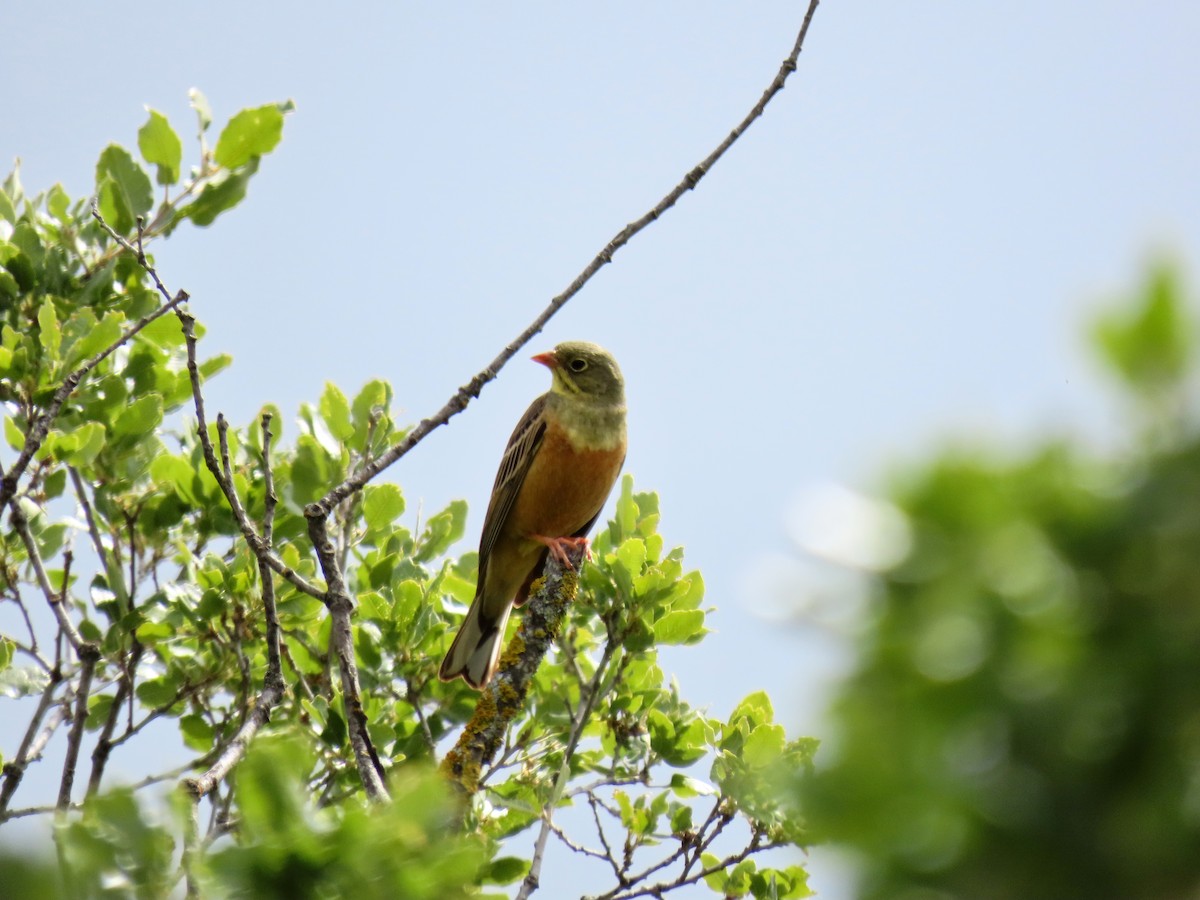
[804,263,1200,900]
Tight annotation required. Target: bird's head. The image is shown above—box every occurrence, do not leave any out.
[533,341,625,405]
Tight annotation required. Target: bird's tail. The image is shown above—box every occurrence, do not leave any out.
[438,598,510,689]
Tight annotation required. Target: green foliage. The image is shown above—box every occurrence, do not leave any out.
[203,734,484,899]
[805,266,1200,900]
[0,92,812,899]
[1092,262,1195,398]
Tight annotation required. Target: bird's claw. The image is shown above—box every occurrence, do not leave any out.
[532,535,591,570]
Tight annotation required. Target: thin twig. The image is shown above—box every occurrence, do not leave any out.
[174,311,324,601]
[6,480,86,652]
[58,640,100,809]
[259,413,283,684]
[181,415,288,802]
[0,678,65,820]
[69,466,129,605]
[517,635,618,900]
[304,0,823,519]
[307,514,389,800]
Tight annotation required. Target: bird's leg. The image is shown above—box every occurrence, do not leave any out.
[530,534,592,570]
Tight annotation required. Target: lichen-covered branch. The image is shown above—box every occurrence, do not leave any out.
[440,542,586,793]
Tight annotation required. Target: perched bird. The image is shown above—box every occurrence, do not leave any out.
[439,341,627,689]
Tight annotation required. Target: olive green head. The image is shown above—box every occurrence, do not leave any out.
[533,341,625,405]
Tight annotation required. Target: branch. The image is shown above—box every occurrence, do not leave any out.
[5,476,87,653]
[0,674,65,820]
[181,414,288,801]
[307,514,389,801]
[517,613,618,900]
[175,311,323,601]
[304,0,822,519]
[440,542,586,794]
[58,637,100,810]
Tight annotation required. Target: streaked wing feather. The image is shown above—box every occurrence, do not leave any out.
[476,394,548,588]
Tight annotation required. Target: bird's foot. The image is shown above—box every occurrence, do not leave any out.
[531,534,591,570]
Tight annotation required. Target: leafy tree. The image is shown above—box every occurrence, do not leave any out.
[805,265,1200,900]
[0,40,817,897]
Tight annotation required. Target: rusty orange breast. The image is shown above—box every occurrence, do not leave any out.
[508,418,625,540]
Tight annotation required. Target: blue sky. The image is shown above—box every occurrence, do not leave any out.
[5,3,1200,896]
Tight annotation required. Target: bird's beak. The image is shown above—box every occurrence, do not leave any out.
[531,350,558,369]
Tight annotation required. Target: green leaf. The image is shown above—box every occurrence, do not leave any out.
[615,537,647,581]
[214,104,285,169]
[64,422,106,466]
[199,353,232,381]
[180,714,214,751]
[742,723,787,768]
[0,269,18,301]
[94,144,153,236]
[188,87,213,134]
[70,312,125,364]
[351,379,391,431]
[138,109,183,185]
[319,382,353,441]
[482,857,529,885]
[0,638,13,673]
[135,676,178,708]
[113,394,163,439]
[0,185,15,224]
[363,483,406,531]
[291,434,331,505]
[1092,263,1195,397]
[181,162,257,227]
[37,300,61,359]
[47,183,70,222]
[731,690,775,729]
[4,416,24,451]
[415,500,467,562]
[87,693,115,730]
[358,591,389,622]
[669,773,716,798]
[134,621,174,644]
[616,474,638,536]
[652,609,705,645]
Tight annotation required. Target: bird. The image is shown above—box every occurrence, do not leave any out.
[439,341,627,689]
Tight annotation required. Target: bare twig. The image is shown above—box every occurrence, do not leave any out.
[6,481,86,653]
[174,311,323,601]
[182,414,288,801]
[58,640,100,810]
[307,515,389,801]
[517,623,619,900]
[86,662,135,797]
[69,466,129,605]
[258,413,284,684]
[589,825,779,900]
[0,678,65,820]
[304,0,823,519]
[5,582,41,657]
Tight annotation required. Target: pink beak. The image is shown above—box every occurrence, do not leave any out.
[531,350,558,369]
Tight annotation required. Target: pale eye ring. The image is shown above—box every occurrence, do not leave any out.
[569,358,588,373]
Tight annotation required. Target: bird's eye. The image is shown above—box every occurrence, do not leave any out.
[569,358,589,373]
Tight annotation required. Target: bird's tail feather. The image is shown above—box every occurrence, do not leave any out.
[439,599,510,689]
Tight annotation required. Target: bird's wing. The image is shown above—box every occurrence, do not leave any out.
[476,393,548,590]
